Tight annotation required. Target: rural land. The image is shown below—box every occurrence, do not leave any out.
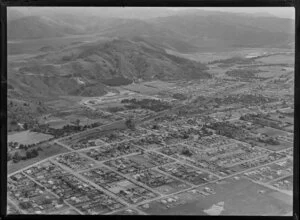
[7,7,294,215]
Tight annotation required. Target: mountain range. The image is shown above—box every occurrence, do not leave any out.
[8,9,294,48]
[7,8,294,100]
[8,38,209,99]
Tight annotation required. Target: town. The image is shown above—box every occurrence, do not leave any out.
[8,76,294,215]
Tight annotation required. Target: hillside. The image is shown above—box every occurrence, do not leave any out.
[151,13,294,49]
[7,39,210,99]
[7,16,83,40]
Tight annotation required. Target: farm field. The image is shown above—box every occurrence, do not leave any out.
[256,54,294,65]
[121,81,176,95]
[44,96,83,110]
[166,48,286,63]
[42,118,70,129]
[142,81,177,90]
[266,113,294,125]
[122,84,160,95]
[284,125,294,133]
[256,66,292,78]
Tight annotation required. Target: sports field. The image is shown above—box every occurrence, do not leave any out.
[256,127,290,138]
[8,131,54,145]
[138,177,292,215]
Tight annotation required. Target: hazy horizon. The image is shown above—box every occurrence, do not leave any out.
[9,7,295,20]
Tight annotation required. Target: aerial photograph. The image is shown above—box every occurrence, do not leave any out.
[7,7,294,215]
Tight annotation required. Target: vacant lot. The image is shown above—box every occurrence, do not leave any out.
[8,131,54,145]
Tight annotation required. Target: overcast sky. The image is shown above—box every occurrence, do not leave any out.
[11,7,295,20]
[183,7,295,19]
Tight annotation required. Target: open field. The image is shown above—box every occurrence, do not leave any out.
[257,54,294,65]
[167,48,292,64]
[122,84,161,95]
[39,111,113,129]
[8,131,54,145]
[255,127,291,138]
[121,81,176,96]
[44,96,83,110]
[284,125,294,133]
[256,66,293,78]
[56,208,81,215]
[138,177,292,215]
[110,208,141,215]
[142,81,177,90]
[266,113,294,125]
[248,139,293,151]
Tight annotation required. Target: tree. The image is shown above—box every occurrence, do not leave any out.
[58,198,64,204]
[181,147,192,157]
[19,202,32,210]
[152,124,159,130]
[26,149,39,159]
[12,152,21,163]
[23,123,28,130]
[10,120,17,126]
[23,145,28,151]
[183,133,189,139]
[7,153,12,161]
[26,150,32,159]
[125,117,135,130]
[75,119,80,127]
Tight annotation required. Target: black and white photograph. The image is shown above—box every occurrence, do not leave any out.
[4,5,296,216]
